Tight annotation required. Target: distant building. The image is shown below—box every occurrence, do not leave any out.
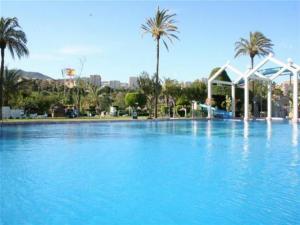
[280,80,293,96]
[89,75,101,86]
[180,81,192,88]
[109,80,121,89]
[101,81,109,87]
[101,80,121,89]
[121,82,129,89]
[129,76,138,89]
[184,81,192,87]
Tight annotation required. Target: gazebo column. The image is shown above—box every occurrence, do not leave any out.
[293,71,298,122]
[244,78,249,121]
[267,81,272,120]
[231,84,235,118]
[207,80,212,119]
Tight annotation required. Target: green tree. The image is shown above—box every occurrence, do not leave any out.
[100,86,112,95]
[163,78,181,116]
[234,31,273,69]
[73,78,88,113]
[137,72,161,117]
[176,95,189,106]
[141,7,179,118]
[125,92,147,108]
[3,68,27,106]
[87,84,101,113]
[98,94,112,113]
[183,80,207,103]
[176,95,190,117]
[113,92,126,109]
[23,92,59,115]
[0,17,29,118]
[163,78,181,104]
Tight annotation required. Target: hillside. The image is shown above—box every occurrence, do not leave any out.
[17,70,54,80]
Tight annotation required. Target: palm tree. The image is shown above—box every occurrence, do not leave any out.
[141,7,179,118]
[3,68,27,106]
[234,31,273,69]
[235,31,273,117]
[73,78,88,113]
[87,84,100,106]
[0,17,29,119]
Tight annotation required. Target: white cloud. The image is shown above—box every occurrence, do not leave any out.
[58,45,102,56]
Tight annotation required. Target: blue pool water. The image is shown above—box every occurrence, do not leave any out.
[0,120,299,225]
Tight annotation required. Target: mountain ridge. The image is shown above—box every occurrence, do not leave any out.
[16,69,55,80]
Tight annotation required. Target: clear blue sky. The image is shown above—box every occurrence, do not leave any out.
[1,0,300,82]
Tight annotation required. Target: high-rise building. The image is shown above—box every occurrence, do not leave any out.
[101,81,109,87]
[129,76,138,89]
[90,75,101,86]
[109,80,121,89]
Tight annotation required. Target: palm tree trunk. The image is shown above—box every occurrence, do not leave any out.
[0,48,4,120]
[155,38,160,118]
[251,56,255,117]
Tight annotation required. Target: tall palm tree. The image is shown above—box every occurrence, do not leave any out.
[0,17,29,119]
[141,7,179,118]
[234,31,273,117]
[234,31,273,69]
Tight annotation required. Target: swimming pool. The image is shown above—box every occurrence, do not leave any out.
[0,120,299,225]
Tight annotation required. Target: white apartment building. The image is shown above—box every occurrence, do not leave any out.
[129,76,138,89]
[109,80,121,89]
[90,75,101,86]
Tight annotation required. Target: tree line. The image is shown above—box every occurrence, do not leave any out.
[3,66,282,118]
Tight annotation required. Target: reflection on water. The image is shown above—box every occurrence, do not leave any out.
[243,121,249,139]
[231,121,236,138]
[292,123,298,147]
[205,120,213,151]
[243,121,249,158]
[192,121,197,136]
[206,120,212,140]
[267,120,272,142]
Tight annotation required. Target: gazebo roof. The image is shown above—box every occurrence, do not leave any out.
[258,67,293,77]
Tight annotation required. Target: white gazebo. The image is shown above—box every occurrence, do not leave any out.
[207,54,299,122]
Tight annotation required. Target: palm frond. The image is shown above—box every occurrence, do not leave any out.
[0,16,29,59]
[141,7,179,50]
[234,31,273,60]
